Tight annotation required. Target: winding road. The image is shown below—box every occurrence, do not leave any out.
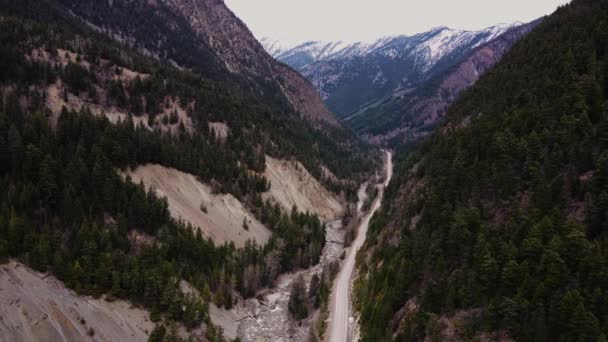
[328,150,393,342]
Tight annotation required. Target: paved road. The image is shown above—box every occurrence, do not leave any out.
[328,150,393,342]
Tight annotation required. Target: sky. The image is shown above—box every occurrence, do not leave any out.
[225,0,572,44]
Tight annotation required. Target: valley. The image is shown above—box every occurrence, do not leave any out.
[2,0,607,341]
[0,151,389,342]
[0,0,376,340]
[264,22,539,146]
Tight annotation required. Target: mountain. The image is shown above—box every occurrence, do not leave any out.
[345,20,540,146]
[0,0,377,340]
[262,24,521,116]
[49,0,379,181]
[260,36,403,71]
[57,0,337,126]
[355,0,608,340]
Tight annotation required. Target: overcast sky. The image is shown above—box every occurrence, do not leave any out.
[225,0,572,44]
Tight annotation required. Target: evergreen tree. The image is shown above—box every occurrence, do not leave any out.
[288,274,308,320]
[39,154,58,208]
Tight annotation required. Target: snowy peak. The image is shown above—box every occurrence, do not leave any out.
[412,23,522,70]
[259,37,290,57]
[262,23,520,70]
[345,19,541,145]
[260,22,530,116]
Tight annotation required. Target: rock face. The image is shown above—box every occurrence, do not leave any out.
[342,20,541,145]
[0,262,154,342]
[58,0,337,125]
[162,0,337,124]
[263,24,520,116]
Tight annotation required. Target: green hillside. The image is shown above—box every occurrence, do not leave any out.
[356,0,608,340]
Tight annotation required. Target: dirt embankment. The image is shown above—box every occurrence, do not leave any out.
[263,156,344,222]
[0,261,154,342]
[125,164,271,248]
[208,122,230,141]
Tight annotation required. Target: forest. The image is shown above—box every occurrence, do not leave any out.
[355,0,608,341]
[0,103,328,339]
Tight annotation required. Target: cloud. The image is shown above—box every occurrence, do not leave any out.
[225,0,571,43]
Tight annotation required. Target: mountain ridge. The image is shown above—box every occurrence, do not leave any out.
[262,23,522,116]
[262,23,520,69]
[344,19,541,146]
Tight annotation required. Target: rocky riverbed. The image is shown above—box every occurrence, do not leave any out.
[237,219,345,342]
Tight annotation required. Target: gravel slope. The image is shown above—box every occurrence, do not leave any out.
[125,164,271,248]
[0,261,154,342]
[263,156,344,222]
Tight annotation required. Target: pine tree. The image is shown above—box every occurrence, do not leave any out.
[309,273,320,307]
[39,154,58,208]
[0,135,8,174]
[8,209,25,256]
[288,274,308,320]
[555,290,601,341]
[7,125,23,176]
[23,144,42,180]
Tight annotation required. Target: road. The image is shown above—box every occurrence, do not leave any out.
[328,150,393,342]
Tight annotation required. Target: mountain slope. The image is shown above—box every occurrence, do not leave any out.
[57,0,338,126]
[355,0,608,340]
[0,0,376,340]
[345,20,540,146]
[56,0,381,184]
[263,24,520,116]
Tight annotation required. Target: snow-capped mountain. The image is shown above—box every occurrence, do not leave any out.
[261,36,399,70]
[344,20,540,146]
[262,23,522,116]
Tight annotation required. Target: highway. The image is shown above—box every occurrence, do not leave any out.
[328,150,393,342]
